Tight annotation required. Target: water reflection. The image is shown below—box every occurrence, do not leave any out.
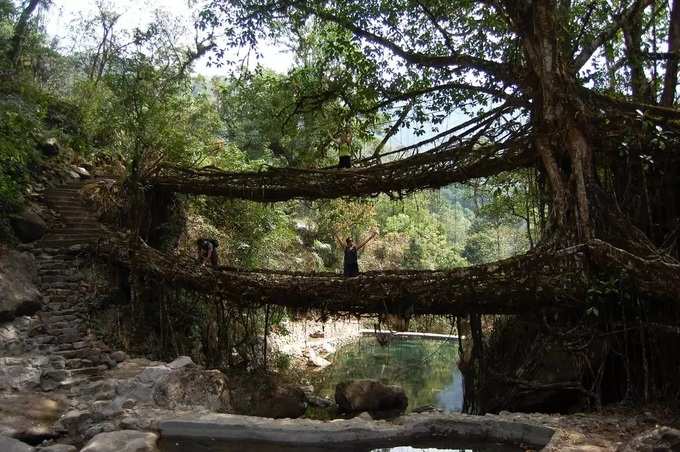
[312,337,463,412]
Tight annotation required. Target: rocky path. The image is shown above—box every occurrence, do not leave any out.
[27,180,115,389]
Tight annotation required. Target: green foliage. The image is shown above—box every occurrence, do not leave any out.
[0,93,40,211]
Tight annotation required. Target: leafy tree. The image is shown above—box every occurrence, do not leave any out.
[201,0,680,261]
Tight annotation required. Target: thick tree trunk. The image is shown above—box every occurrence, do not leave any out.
[516,1,596,244]
[662,0,680,107]
[8,0,42,69]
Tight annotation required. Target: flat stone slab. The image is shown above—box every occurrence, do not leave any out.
[159,412,555,448]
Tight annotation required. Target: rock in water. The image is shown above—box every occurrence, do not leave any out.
[619,426,680,451]
[0,250,41,321]
[335,379,408,414]
[0,436,34,452]
[80,430,159,452]
[9,208,47,243]
[110,351,127,363]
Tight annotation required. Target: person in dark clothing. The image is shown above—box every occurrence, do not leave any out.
[328,127,353,168]
[196,238,219,267]
[336,231,377,276]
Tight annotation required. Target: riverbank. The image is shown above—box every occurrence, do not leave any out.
[269,318,363,370]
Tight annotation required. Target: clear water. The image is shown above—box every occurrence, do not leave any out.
[311,336,463,412]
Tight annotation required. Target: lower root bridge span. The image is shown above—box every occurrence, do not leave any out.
[96,238,680,316]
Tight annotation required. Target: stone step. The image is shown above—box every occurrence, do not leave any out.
[50,227,104,234]
[45,319,82,329]
[40,277,82,286]
[30,334,56,345]
[40,281,81,290]
[46,200,85,207]
[37,238,101,248]
[39,313,80,323]
[36,262,82,270]
[43,307,88,317]
[54,347,102,360]
[68,365,107,377]
[50,208,92,215]
[46,190,80,197]
[36,253,83,261]
[53,215,99,223]
[42,233,102,240]
[65,358,94,369]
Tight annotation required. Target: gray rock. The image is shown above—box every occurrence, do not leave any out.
[231,384,306,419]
[38,444,77,452]
[619,426,680,451]
[152,367,230,412]
[67,170,81,179]
[83,422,117,442]
[0,250,41,321]
[80,430,159,452]
[0,435,34,452]
[91,401,122,419]
[159,412,555,448]
[0,356,48,390]
[55,410,92,437]
[335,379,408,414]
[118,416,156,432]
[72,166,91,178]
[110,351,127,363]
[10,208,47,243]
[307,395,333,408]
[167,356,193,369]
[41,369,68,391]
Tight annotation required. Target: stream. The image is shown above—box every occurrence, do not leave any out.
[311,335,464,413]
[160,337,530,451]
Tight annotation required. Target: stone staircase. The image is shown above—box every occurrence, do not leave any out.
[27,179,114,390]
[39,180,105,249]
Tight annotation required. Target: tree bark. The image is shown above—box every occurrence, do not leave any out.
[8,0,42,69]
[661,0,680,106]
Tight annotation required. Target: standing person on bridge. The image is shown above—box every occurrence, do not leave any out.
[196,238,219,268]
[337,230,377,277]
[329,125,353,168]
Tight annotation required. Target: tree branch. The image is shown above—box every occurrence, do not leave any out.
[293,2,517,83]
[573,0,655,71]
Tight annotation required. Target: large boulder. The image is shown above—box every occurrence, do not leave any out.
[9,208,47,243]
[335,379,408,414]
[0,436,34,452]
[619,426,680,451]
[80,430,158,452]
[152,366,230,412]
[0,356,48,391]
[0,250,42,322]
[230,384,307,419]
[115,357,231,412]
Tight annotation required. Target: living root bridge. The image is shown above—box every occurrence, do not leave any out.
[149,140,533,202]
[96,238,680,316]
